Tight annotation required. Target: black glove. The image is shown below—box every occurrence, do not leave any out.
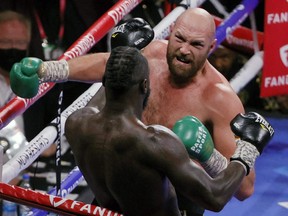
[110,17,154,50]
[230,112,274,175]
[230,112,274,154]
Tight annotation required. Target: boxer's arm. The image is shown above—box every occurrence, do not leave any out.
[69,17,154,82]
[67,52,110,82]
[172,116,228,177]
[10,18,154,98]
[214,120,256,200]
[208,85,255,200]
[148,125,249,212]
[9,53,109,98]
[152,111,273,210]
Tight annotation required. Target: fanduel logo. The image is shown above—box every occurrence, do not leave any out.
[280,44,288,67]
[49,195,67,207]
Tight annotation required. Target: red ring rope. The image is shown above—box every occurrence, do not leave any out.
[0,0,143,130]
[0,182,123,216]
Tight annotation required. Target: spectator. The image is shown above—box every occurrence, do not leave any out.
[0,10,31,188]
[0,0,115,142]
[0,10,30,131]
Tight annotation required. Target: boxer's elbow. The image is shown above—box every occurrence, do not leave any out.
[234,185,254,201]
[207,198,227,212]
[204,192,230,212]
[234,173,255,200]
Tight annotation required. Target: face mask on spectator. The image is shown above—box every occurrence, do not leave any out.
[0,48,27,72]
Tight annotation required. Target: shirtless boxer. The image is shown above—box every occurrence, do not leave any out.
[10,8,263,215]
[64,46,273,216]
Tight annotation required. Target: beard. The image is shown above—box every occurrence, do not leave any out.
[166,49,207,86]
[166,53,196,86]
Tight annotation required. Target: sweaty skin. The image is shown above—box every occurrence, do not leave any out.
[65,47,247,216]
[67,8,254,201]
[65,103,246,216]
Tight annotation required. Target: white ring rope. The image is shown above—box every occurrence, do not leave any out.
[249,12,260,53]
[230,51,263,93]
[208,0,230,18]
[153,0,207,40]
[229,3,264,93]
[2,83,102,183]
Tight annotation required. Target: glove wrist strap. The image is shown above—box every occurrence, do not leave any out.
[200,149,228,178]
[230,140,260,176]
[39,60,69,82]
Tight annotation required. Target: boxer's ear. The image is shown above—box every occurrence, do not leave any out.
[140,79,148,94]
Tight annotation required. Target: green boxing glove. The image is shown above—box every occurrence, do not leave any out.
[10,57,42,98]
[173,115,213,161]
[10,57,69,98]
[172,116,228,177]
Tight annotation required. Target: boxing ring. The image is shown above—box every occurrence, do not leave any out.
[0,0,278,215]
[206,117,288,216]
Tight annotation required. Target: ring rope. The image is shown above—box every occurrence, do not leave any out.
[153,0,262,55]
[0,182,123,216]
[209,0,230,18]
[0,0,143,131]
[2,83,102,183]
[214,0,260,50]
[230,51,264,93]
[213,16,264,55]
[31,166,85,216]
[153,4,186,40]
[153,0,207,40]
[248,12,260,53]
[212,0,263,94]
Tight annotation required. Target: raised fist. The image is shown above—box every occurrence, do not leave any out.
[110,17,154,50]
